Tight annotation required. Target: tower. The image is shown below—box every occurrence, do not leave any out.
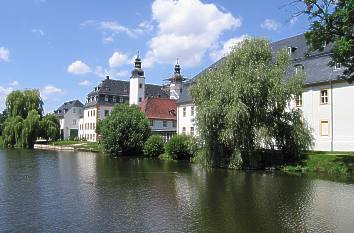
[129,51,145,105]
[167,58,186,100]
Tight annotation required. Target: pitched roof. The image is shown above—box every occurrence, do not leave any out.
[140,97,177,120]
[177,34,343,105]
[85,77,169,108]
[54,100,83,117]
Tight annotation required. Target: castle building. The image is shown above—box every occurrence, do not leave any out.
[54,100,84,140]
[78,54,168,142]
[177,34,354,151]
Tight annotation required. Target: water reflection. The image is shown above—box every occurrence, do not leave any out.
[0,150,353,232]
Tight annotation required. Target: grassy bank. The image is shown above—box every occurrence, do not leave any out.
[284,151,354,179]
[51,140,104,153]
[0,136,3,148]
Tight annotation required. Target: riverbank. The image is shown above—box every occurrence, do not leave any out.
[34,140,103,153]
[284,151,354,179]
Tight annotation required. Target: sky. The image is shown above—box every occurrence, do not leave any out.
[0,0,310,113]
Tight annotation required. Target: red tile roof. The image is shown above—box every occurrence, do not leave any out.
[140,97,177,120]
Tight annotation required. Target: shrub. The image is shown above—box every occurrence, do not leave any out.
[143,135,164,157]
[165,135,197,160]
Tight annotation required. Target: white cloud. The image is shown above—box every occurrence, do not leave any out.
[109,52,128,68]
[0,47,10,62]
[210,35,249,61]
[67,60,91,75]
[32,29,45,36]
[144,0,241,67]
[103,36,114,44]
[9,80,19,86]
[41,85,64,100]
[290,17,298,25]
[94,66,130,79]
[261,19,281,31]
[0,86,13,110]
[79,80,92,86]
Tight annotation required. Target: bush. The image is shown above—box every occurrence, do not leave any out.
[98,104,151,156]
[165,135,197,160]
[143,135,164,157]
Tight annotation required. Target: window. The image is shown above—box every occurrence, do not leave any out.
[150,120,154,126]
[295,94,303,107]
[191,106,194,116]
[190,127,194,136]
[295,65,304,74]
[113,96,116,102]
[182,127,186,134]
[287,47,292,55]
[73,119,76,125]
[105,95,109,102]
[119,97,124,103]
[139,83,143,88]
[335,62,341,70]
[163,120,167,128]
[73,108,76,113]
[87,111,89,117]
[320,120,329,136]
[139,97,142,102]
[104,110,109,117]
[320,89,328,104]
[93,110,95,117]
[93,123,95,130]
[172,121,176,128]
[183,107,186,117]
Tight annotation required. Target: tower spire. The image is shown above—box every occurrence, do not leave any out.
[134,50,142,69]
[174,57,181,74]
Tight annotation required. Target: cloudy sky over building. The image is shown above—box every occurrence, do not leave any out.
[0,0,308,113]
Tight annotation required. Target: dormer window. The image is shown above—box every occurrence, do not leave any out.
[295,64,304,74]
[335,62,341,70]
[287,47,292,55]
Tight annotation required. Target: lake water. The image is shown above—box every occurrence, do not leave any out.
[0,149,354,232]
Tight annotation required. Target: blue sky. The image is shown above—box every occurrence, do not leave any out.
[0,0,309,113]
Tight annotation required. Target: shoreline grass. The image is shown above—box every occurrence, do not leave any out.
[283,151,354,179]
[50,140,104,153]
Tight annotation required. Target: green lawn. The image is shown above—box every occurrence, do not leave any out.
[51,140,104,153]
[284,151,354,179]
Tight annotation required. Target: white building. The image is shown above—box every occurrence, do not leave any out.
[54,100,84,140]
[177,34,354,151]
[79,55,168,142]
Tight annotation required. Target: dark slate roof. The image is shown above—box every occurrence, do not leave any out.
[177,34,342,105]
[54,100,83,118]
[85,77,169,108]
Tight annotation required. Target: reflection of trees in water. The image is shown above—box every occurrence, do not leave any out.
[191,170,322,233]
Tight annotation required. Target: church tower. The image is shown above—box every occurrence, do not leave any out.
[129,52,145,105]
[167,58,186,100]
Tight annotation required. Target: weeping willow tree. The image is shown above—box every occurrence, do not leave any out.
[190,38,313,168]
[2,89,58,149]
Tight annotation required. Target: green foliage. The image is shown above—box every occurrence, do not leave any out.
[6,89,43,118]
[2,90,56,149]
[39,114,60,141]
[165,135,197,160]
[0,110,8,136]
[299,0,354,81]
[143,135,165,157]
[97,104,151,156]
[190,38,313,168]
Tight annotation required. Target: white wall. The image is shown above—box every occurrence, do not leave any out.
[82,107,98,142]
[60,106,83,139]
[291,81,354,151]
[129,78,145,105]
[177,103,197,137]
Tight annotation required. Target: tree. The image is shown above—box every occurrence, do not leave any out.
[190,38,313,168]
[293,0,353,81]
[2,89,48,149]
[0,109,8,136]
[165,135,197,160]
[97,104,151,156]
[6,89,43,118]
[39,114,60,141]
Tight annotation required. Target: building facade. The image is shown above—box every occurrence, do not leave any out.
[177,34,354,151]
[54,100,84,140]
[79,55,168,142]
[140,97,177,141]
